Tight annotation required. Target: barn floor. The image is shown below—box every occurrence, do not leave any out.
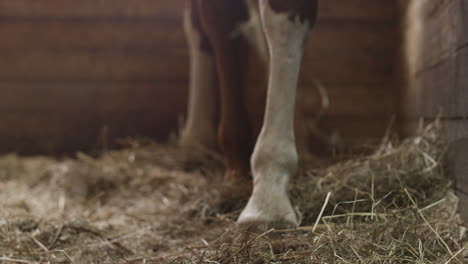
[0,124,466,264]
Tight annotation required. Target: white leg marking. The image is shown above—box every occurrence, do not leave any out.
[179,7,218,149]
[238,0,311,229]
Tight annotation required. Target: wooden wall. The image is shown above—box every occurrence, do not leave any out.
[402,0,468,220]
[0,0,399,155]
[0,0,188,154]
[300,1,398,146]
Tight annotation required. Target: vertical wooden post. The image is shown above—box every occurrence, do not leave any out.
[401,0,468,220]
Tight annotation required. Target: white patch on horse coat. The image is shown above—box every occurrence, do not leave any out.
[234,0,269,63]
[179,8,218,149]
[238,0,311,229]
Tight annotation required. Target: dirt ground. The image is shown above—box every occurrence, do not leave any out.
[0,124,466,264]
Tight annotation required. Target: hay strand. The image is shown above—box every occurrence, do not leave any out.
[0,124,466,263]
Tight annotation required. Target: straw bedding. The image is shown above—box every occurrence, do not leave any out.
[0,123,466,263]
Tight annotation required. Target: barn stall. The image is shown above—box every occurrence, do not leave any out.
[0,0,466,263]
[0,0,398,154]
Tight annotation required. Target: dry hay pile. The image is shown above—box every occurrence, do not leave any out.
[0,124,466,264]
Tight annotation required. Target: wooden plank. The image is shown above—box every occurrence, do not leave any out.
[0,80,396,155]
[0,110,180,155]
[0,81,187,113]
[414,0,465,72]
[302,48,395,84]
[0,50,188,81]
[298,83,397,118]
[455,46,468,115]
[403,0,468,118]
[0,113,393,155]
[0,49,393,84]
[0,0,394,22]
[0,111,103,154]
[441,119,468,141]
[0,81,396,123]
[0,20,185,51]
[0,0,185,19]
[402,119,468,142]
[309,117,393,143]
[405,46,468,118]
[0,20,395,52]
[0,80,188,154]
[318,0,397,21]
[403,53,457,118]
[310,21,397,50]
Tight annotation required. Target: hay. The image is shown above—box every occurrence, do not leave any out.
[0,123,466,264]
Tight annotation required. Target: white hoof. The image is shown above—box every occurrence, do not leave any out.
[237,190,298,231]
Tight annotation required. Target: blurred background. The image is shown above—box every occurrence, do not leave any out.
[0,0,401,155]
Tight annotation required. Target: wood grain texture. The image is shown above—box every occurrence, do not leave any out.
[0,0,185,18]
[0,0,399,154]
[0,49,393,84]
[403,0,468,118]
[299,83,396,118]
[0,20,396,51]
[416,0,465,70]
[0,111,179,155]
[0,81,187,113]
[0,50,188,80]
[402,0,468,220]
[0,0,395,21]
